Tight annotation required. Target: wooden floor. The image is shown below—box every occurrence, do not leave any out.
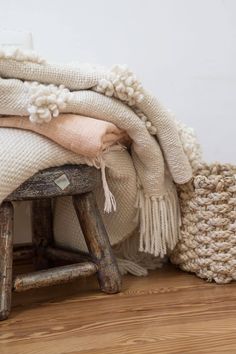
[1,263,236,354]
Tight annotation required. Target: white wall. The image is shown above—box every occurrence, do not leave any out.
[0,0,236,242]
[1,0,235,162]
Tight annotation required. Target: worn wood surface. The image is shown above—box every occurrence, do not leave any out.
[73,192,122,294]
[13,244,92,266]
[31,199,54,270]
[1,264,236,353]
[6,165,100,201]
[1,165,119,321]
[46,246,92,263]
[13,262,98,292]
[13,244,34,261]
[0,202,13,321]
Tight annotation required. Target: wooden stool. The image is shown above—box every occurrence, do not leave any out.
[0,165,121,321]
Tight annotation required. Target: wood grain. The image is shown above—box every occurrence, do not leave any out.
[0,202,13,321]
[13,244,34,261]
[1,264,236,353]
[6,165,100,201]
[13,262,97,292]
[31,198,54,270]
[45,246,92,263]
[73,192,122,294]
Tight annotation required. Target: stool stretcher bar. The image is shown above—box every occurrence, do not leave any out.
[13,262,98,292]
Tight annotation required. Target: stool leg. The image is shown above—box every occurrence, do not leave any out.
[31,199,53,270]
[73,192,122,294]
[0,202,13,321]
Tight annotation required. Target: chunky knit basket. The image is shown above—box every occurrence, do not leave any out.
[171,163,236,284]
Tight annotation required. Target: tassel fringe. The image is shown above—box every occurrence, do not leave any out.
[78,152,117,214]
[135,186,180,257]
[87,146,180,257]
[86,144,127,213]
[113,228,166,276]
[116,257,148,276]
[100,158,116,213]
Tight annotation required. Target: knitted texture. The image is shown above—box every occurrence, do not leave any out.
[171,163,236,284]
[0,47,196,264]
[173,115,202,173]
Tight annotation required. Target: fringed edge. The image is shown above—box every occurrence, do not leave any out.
[135,185,181,258]
[113,228,166,276]
[91,146,128,214]
[97,143,128,213]
[116,257,148,276]
[78,144,126,214]
[100,158,116,213]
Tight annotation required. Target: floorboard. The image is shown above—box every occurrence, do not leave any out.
[1,263,236,353]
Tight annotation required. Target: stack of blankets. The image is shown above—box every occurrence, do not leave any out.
[0,47,201,275]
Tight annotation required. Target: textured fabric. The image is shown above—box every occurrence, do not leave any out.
[0,114,129,157]
[0,48,198,273]
[0,128,94,203]
[0,47,106,90]
[171,163,236,284]
[0,129,142,273]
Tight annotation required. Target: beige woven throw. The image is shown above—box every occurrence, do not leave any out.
[0,47,199,274]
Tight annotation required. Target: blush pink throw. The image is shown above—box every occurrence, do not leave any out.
[0,114,129,157]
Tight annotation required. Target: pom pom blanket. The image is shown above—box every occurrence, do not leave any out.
[0,48,199,274]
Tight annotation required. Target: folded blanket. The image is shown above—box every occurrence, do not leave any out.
[0,47,200,269]
[0,114,130,157]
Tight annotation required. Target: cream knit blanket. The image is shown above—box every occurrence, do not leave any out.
[0,48,200,275]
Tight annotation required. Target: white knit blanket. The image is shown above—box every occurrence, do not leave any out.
[0,48,201,275]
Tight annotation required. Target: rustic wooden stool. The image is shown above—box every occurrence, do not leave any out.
[0,165,121,320]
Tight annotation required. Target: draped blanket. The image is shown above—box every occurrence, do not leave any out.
[0,48,200,274]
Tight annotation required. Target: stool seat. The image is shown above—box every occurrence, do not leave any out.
[0,165,122,320]
[7,164,100,200]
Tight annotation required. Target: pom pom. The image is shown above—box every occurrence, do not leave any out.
[0,47,45,64]
[134,108,157,135]
[94,65,144,106]
[25,82,71,123]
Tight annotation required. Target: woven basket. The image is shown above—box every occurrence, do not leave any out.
[171,163,236,284]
